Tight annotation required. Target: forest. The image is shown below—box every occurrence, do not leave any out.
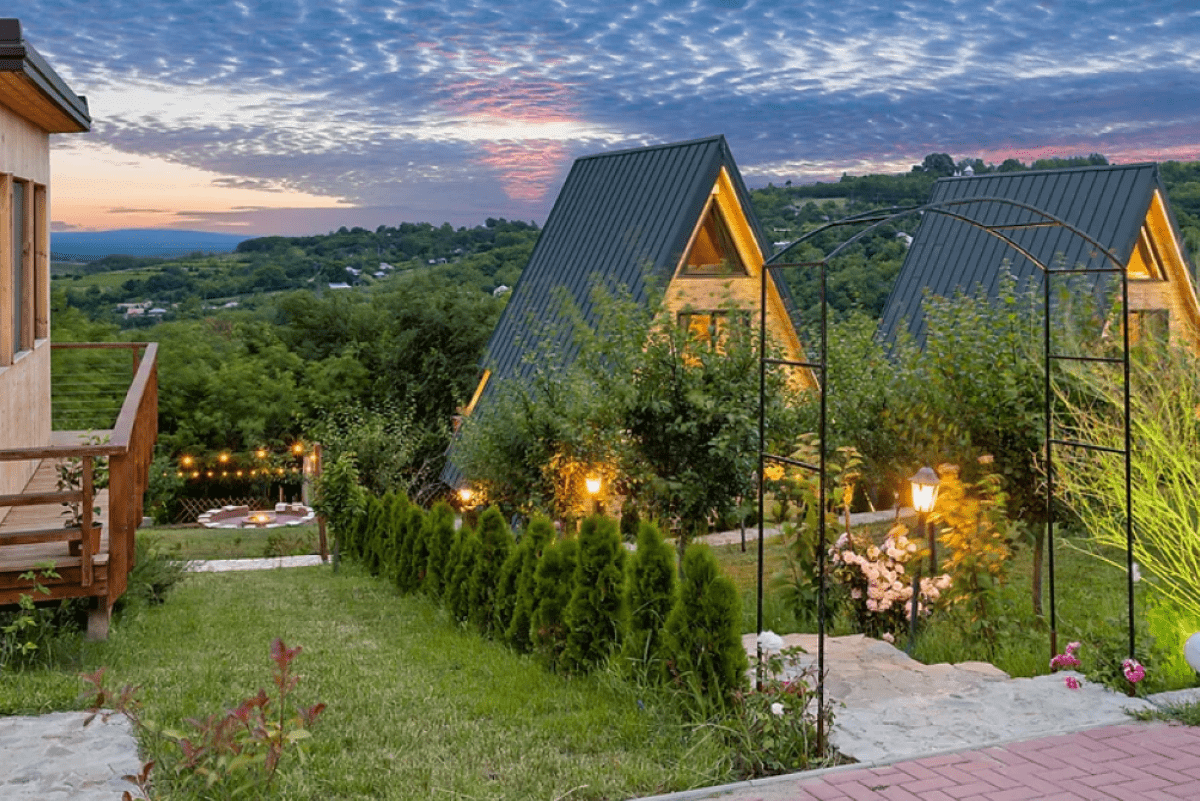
[50,154,1200,516]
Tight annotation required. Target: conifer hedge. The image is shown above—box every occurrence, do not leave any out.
[335,499,747,701]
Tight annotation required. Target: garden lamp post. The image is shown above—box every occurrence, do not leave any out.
[907,466,940,653]
[585,475,603,516]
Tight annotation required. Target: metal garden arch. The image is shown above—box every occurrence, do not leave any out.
[756,198,1137,750]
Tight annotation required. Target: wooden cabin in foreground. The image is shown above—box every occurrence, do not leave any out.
[0,19,157,638]
[443,135,813,488]
[880,163,1200,348]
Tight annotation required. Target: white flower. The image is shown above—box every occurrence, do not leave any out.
[882,632,895,644]
[758,631,786,654]
[770,702,785,717]
[1131,562,1142,583]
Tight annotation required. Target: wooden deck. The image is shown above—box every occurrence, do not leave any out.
[0,443,112,597]
[0,343,157,638]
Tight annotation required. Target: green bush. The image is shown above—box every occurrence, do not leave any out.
[531,538,579,670]
[561,515,627,674]
[422,502,457,598]
[505,516,555,652]
[468,508,513,635]
[388,492,414,589]
[622,521,676,675]
[446,526,480,624]
[492,541,523,641]
[663,543,748,711]
[311,452,366,554]
[405,504,429,591]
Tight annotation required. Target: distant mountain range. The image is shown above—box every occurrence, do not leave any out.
[50,229,253,260]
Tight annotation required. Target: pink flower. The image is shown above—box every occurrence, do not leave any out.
[1122,658,1145,684]
[1050,642,1082,671]
[1064,676,1081,690]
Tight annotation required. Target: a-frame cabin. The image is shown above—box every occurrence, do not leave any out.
[880,163,1200,348]
[444,135,812,486]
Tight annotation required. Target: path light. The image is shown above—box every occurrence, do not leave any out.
[1186,632,1200,674]
[907,466,940,653]
[458,487,474,507]
[585,474,603,515]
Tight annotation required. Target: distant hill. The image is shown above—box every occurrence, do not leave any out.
[51,229,252,260]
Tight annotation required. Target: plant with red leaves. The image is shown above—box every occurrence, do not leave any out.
[82,638,325,799]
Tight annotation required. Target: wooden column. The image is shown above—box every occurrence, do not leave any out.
[19,179,34,352]
[0,173,12,365]
[34,184,48,340]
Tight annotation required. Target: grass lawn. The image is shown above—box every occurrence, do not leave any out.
[1,564,731,800]
[139,523,319,561]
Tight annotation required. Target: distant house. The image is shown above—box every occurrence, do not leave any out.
[328,282,352,290]
[443,135,813,486]
[880,163,1200,349]
[0,18,158,638]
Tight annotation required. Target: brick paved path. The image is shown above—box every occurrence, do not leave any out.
[681,722,1200,800]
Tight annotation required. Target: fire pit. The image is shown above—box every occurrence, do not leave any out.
[197,503,316,529]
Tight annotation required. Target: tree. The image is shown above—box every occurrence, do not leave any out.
[504,516,555,651]
[422,502,457,598]
[621,521,676,676]
[530,538,579,670]
[662,543,748,711]
[561,515,627,674]
[467,507,513,635]
[915,153,956,177]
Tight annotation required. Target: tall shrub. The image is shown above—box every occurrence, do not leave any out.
[663,543,748,710]
[390,492,416,590]
[622,521,676,674]
[505,516,555,652]
[530,538,579,670]
[405,504,429,591]
[311,452,366,556]
[561,515,627,674]
[446,525,480,623]
[423,503,457,598]
[468,508,513,634]
[362,495,387,575]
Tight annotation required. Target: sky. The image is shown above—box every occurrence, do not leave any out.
[13,0,1200,236]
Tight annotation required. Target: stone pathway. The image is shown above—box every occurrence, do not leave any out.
[0,712,140,800]
[740,632,1167,764]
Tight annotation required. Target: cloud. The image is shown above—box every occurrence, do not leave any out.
[17,0,1200,233]
[51,220,81,231]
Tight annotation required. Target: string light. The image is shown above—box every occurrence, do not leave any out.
[218,453,230,464]
[255,448,267,459]
[181,455,194,467]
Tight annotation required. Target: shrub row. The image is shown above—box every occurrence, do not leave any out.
[338,494,748,707]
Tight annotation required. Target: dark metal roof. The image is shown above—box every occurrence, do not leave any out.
[0,18,91,133]
[441,135,775,486]
[879,163,1163,344]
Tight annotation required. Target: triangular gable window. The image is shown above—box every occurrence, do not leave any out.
[681,202,749,276]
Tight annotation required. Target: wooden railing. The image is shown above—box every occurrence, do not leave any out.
[0,342,157,606]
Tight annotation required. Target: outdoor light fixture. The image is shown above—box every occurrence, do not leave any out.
[292,443,305,455]
[909,466,940,515]
[1186,632,1200,674]
[181,455,194,468]
[458,487,474,505]
[585,475,602,496]
[255,448,267,459]
[218,453,230,464]
[907,465,940,653]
